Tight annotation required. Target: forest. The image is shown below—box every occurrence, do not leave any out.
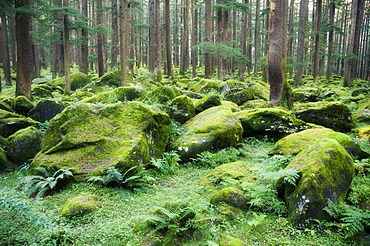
[1,0,370,245]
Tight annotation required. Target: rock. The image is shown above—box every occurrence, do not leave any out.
[210,187,249,209]
[188,78,223,93]
[356,126,370,141]
[32,102,171,176]
[235,108,309,140]
[293,87,320,102]
[0,109,38,138]
[240,99,269,110]
[200,161,254,189]
[28,100,65,123]
[219,235,247,246]
[13,96,34,116]
[96,71,121,87]
[354,110,370,124]
[248,81,270,100]
[194,92,222,113]
[60,195,102,217]
[269,128,369,159]
[32,78,50,84]
[0,100,13,112]
[32,84,54,98]
[70,72,92,91]
[144,86,181,107]
[293,101,354,132]
[6,126,43,165]
[224,88,255,105]
[80,86,145,104]
[167,95,196,124]
[0,147,14,172]
[221,100,240,112]
[277,139,355,227]
[171,106,243,162]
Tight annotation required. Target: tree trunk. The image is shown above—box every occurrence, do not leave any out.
[254,0,260,76]
[326,0,335,80]
[191,1,197,78]
[312,0,322,82]
[1,14,11,85]
[216,0,228,81]
[111,0,118,68]
[80,0,88,74]
[204,0,212,79]
[164,0,172,77]
[268,0,284,107]
[56,0,64,77]
[119,0,128,86]
[64,0,71,94]
[180,0,189,75]
[294,0,309,86]
[148,0,161,81]
[97,0,105,77]
[238,0,249,81]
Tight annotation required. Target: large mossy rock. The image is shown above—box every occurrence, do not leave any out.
[188,79,223,94]
[80,86,145,104]
[235,108,309,140]
[194,92,222,113]
[277,139,355,227]
[32,102,171,176]
[356,126,370,141]
[0,147,14,172]
[144,86,181,107]
[210,187,249,209]
[200,161,254,189]
[27,100,65,123]
[293,101,354,132]
[269,128,369,159]
[7,126,44,165]
[60,195,102,217]
[0,109,38,138]
[293,87,320,102]
[13,96,34,116]
[31,84,54,98]
[170,106,243,162]
[47,72,91,91]
[167,95,196,124]
[224,88,255,105]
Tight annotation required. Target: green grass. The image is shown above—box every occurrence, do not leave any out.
[0,139,368,245]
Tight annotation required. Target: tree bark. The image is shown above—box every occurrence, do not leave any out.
[326,0,335,80]
[119,0,128,86]
[1,14,12,85]
[312,0,322,82]
[180,0,190,75]
[294,0,309,86]
[204,0,212,79]
[64,0,71,94]
[111,0,118,68]
[148,0,161,81]
[15,0,32,99]
[164,0,172,77]
[97,0,105,77]
[254,0,260,76]
[191,1,197,78]
[80,0,88,74]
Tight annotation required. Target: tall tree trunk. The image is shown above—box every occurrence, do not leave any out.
[238,0,249,81]
[80,0,88,74]
[1,14,11,85]
[204,0,212,78]
[97,0,105,77]
[268,0,285,107]
[191,1,198,78]
[287,0,295,74]
[8,17,17,72]
[119,0,128,86]
[254,0,260,76]
[56,0,64,77]
[148,0,162,81]
[216,0,228,81]
[294,0,309,86]
[64,0,71,94]
[15,0,32,99]
[164,0,172,77]
[326,0,335,80]
[312,0,322,82]
[111,0,118,68]
[180,0,189,75]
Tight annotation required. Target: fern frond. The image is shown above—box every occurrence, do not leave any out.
[33,167,51,177]
[87,176,105,185]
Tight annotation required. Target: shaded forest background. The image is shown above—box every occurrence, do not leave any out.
[0,0,369,98]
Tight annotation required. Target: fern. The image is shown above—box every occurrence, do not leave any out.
[150,151,180,174]
[261,168,300,186]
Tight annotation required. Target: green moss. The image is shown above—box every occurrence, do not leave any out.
[281,138,354,227]
[219,235,247,246]
[0,147,14,172]
[188,78,223,93]
[200,161,253,188]
[224,88,255,105]
[13,96,34,115]
[167,95,196,123]
[60,195,102,217]
[194,92,222,113]
[356,126,370,141]
[269,128,361,157]
[0,109,38,137]
[144,86,182,106]
[210,187,249,209]
[70,72,92,91]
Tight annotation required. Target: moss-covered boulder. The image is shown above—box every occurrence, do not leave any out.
[13,96,34,116]
[221,100,240,112]
[235,108,309,140]
[224,88,255,105]
[167,95,196,124]
[171,106,243,162]
[356,126,370,141]
[219,235,247,246]
[27,100,65,123]
[241,99,269,110]
[354,110,370,124]
[144,86,182,107]
[269,128,369,159]
[210,187,249,209]
[200,161,254,189]
[0,100,13,112]
[293,101,354,132]
[248,81,270,101]
[194,92,222,113]
[293,87,320,102]
[80,86,145,104]
[96,71,121,87]
[60,195,102,217]
[277,139,355,227]
[32,102,171,176]
[47,72,91,91]
[32,84,54,98]
[0,109,38,138]
[7,126,43,165]
[188,78,223,93]
[0,147,14,172]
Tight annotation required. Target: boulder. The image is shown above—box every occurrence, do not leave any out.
[171,106,243,162]
[31,84,54,98]
[60,195,102,217]
[167,95,196,124]
[80,86,145,104]
[210,187,249,209]
[47,72,91,91]
[293,87,320,102]
[293,101,354,132]
[248,81,270,101]
[194,92,222,113]
[28,100,65,123]
[144,86,181,107]
[188,79,223,93]
[7,126,44,165]
[96,71,121,87]
[235,108,309,140]
[0,100,13,112]
[32,102,171,176]
[13,96,34,116]
[240,99,269,110]
[0,147,14,172]
[356,126,370,141]
[269,128,369,159]
[277,139,355,227]
[224,88,255,105]
[200,161,254,189]
[354,110,370,124]
[0,109,38,138]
